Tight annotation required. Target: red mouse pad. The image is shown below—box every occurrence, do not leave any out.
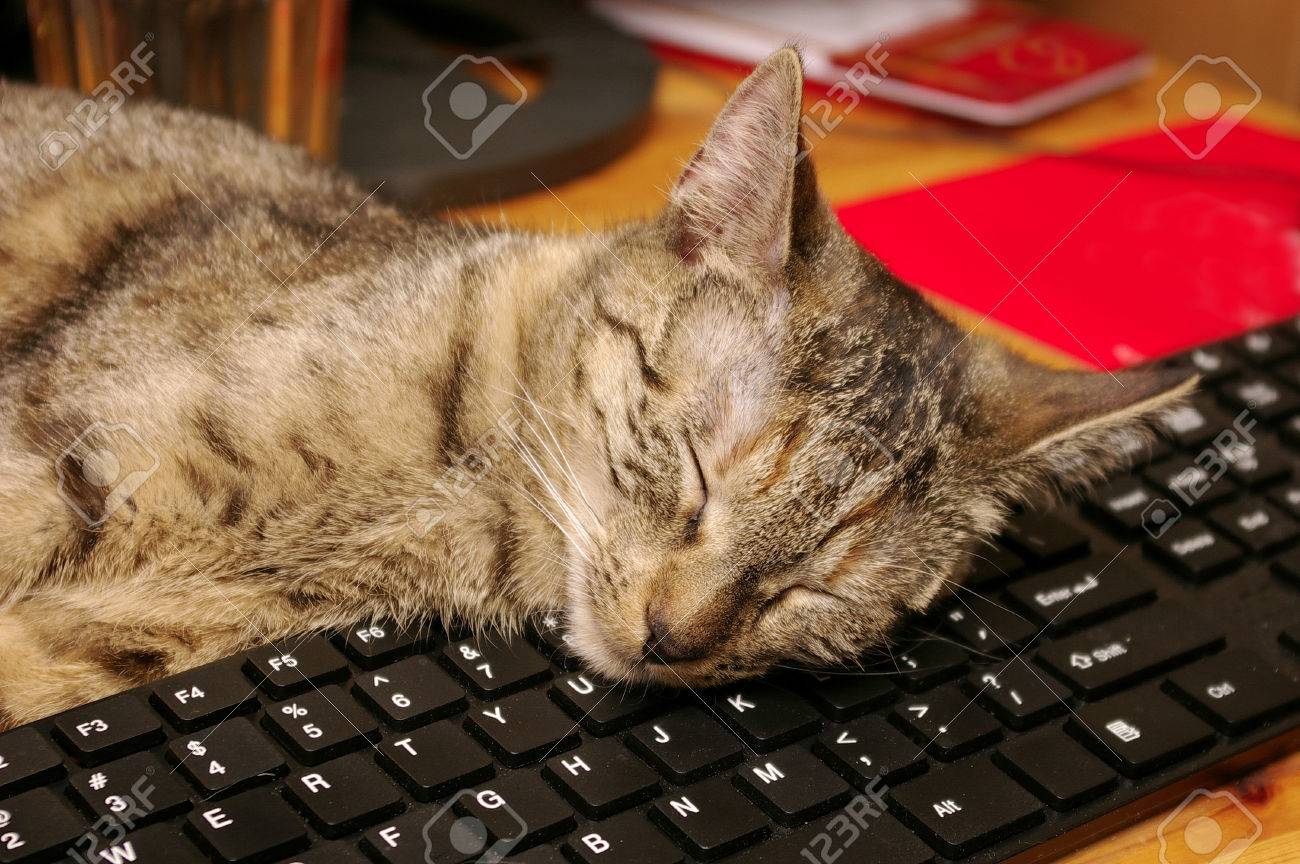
[836,120,1300,369]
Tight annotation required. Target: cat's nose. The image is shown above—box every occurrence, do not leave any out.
[643,608,709,664]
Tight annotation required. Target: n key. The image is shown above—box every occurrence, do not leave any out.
[650,776,769,860]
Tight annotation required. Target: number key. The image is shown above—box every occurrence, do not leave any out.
[441,635,551,698]
[352,656,465,729]
[0,789,88,864]
[0,728,64,796]
[167,717,286,796]
[69,752,190,824]
[264,686,379,765]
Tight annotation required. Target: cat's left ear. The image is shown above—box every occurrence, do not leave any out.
[662,47,829,277]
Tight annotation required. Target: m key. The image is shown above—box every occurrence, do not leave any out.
[734,746,851,826]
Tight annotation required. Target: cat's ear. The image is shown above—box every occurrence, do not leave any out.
[663,47,827,276]
[976,342,1198,495]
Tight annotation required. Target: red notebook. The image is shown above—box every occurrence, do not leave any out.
[835,120,1300,369]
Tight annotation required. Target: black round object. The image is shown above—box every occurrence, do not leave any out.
[339,0,658,209]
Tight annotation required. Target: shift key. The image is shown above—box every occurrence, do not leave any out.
[1037,603,1223,699]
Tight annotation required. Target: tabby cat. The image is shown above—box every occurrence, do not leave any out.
[0,49,1192,727]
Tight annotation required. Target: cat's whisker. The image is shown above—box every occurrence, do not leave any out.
[502,476,594,566]
[506,433,593,547]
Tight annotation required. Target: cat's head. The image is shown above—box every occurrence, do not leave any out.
[548,48,1194,686]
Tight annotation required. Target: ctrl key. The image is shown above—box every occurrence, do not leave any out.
[186,789,308,863]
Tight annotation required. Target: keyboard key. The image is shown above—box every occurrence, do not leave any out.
[284,752,404,837]
[1088,477,1164,535]
[994,726,1116,809]
[1164,650,1300,733]
[337,620,422,669]
[1222,434,1292,486]
[352,656,465,729]
[531,612,585,670]
[1173,346,1239,383]
[52,694,163,764]
[1209,499,1298,553]
[942,595,1040,655]
[962,543,1025,590]
[507,849,567,864]
[151,657,260,732]
[84,823,206,863]
[731,814,933,864]
[1268,481,1300,522]
[264,686,379,764]
[0,788,87,864]
[1228,328,1297,365]
[278,843,368,863]
[168,717,287,796]
[69,752,190,824]
[890,639,969,692]
[550,673,667,735]
[792,670,896,721]
[734,745,851,826]
[887,756,1043,858]
[1159,396,1234,448]
[1038,603,1224,698]
[364,810,468,864]
[1221,375,1300,420]
[456,772,576,851]
[1006,561,1155,633]
[465,688,580,767]
[186,788,309,863]
[627,707,744,783]
[443,635,551,698]
[563,811,683,864]
[966,662,1070,730]
[714,683,820,751]
[890,684,1002,760]
[1001,513,1089,566]
[650,776,769,860]
[543,738,660,818]
[0,728,64,796]
[377,720,493,800]
[243,635,348,699]
[814,715,926,786]
[1144,458,1237,510]
[1070,686,1215,777]
[1146,519,1243,581]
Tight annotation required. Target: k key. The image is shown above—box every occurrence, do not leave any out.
[714,682,820,751]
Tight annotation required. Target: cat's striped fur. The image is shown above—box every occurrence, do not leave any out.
[0,50,1192,726]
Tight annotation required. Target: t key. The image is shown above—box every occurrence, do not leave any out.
[377,721,494,800]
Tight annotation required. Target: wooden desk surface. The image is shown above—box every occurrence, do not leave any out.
[456,52,1300,864]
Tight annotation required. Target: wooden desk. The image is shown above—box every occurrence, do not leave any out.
[457,53,1300,864]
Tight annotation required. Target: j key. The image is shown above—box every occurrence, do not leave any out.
[891,640,969,692]
[52,694,163,764]
[731,815,934,864]
[1144,458,1237,509]
[352,656,465,729]
[563,811,684,864]
[794,670,896,721]
[1221,375,1300,420]
[714,683,821,751]
[887,756,1043,858]
[168,717,287,796]
[0,728,64,796]
[1006,562,1155,633]
[650,776,769,860]
[891,684,1002,760]
[456,772,576,851]
[1209,499,1299,553]
[1038,603,1223,698]
[443,635,551,698]
[377,720,493,800]
[1159,397,1233,448]
[942,595,1040,655]
[962,543,1025,589]
[69,752,190,824]
[1229,328,1297,365]
[1164,650,1300,733]
[1175,346,1240,383]
[734,745,851,826]
[1070,686,1215,777]
[1222,435,1292,486]
[627,707,744,783]
[550,673,667,735]
[1147,519,1243,581]
[1001,513,1089,566]
[994,726,1116,809]
[0,789,87,864]
[243,635,349,699]
[186,788,309,863]
[337,620,422,669]
[84,824,207,863]
[966,662,1070,730]
[1088,477,1164,535]
[543,738,660,818]
[284,753,404,837]
[151,657,260,732]
[814,715,926,786]
[465,688,580,767]
[264,686,379,764]
[532,612,585,670]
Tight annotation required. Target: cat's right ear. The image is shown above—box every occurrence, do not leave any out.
[661,47,830,278]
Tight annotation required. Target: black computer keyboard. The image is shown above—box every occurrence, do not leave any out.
[5,324,1300,864]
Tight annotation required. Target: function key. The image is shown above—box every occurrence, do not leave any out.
[1146,518,1243,581]
[1005,561,1155,633]
[994,725,1116,809]
[1221,375,1300,421]
[966,663,1070,730]
[1069,685,1215,777]
[337,621,422,669]
[563,811,683,864]
[442,635,551,698]
[1001,513,1089,566]
[627,707,744,783]
[1228,328,1298,365]
[465,688,580,767]
[376,721,493,800]
[69,752,190,824]
[352,656,466,729]
[1164,649,1300,733]
[713,682,820,751]
[650,775,769,860]
[1144,458,1237,510]
[791,669,896,721]
[887,756,1043,858]
[52,694,164,764]
[814,714,926,786]
[0,789,89,864]
[890,684,1001,761]
[283,752,404,837]
[186,788,309,863]
[0,728,64,796]
[734,745,851,826]
[550,673,668,735]
[264,686,379,765]
[151,657,259,732]
[542,738,660,818]
[167,717,287,796]
[243,635,348,699]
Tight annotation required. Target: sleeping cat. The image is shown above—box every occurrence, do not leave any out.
[0,49,1193,727]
